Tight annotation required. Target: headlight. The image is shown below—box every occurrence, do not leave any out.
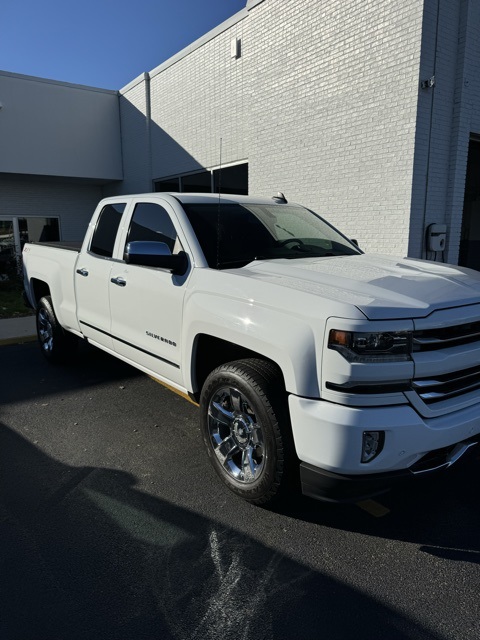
[329,329,412,362]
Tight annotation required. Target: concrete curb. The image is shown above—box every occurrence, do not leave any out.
[0,334,37,347]
[0,315,37,347]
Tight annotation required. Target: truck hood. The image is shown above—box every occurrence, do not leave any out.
[239,254,480,320]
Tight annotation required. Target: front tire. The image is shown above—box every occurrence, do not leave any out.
[36,296,78,363]
[200,359,295,505]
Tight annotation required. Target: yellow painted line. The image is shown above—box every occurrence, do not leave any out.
[148,376,199,406]
[356,499,391,518]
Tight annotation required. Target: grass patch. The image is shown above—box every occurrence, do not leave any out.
[0,282,34,319]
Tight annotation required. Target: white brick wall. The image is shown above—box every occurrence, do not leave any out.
[4,1,479,262]
[124,0,424,255]
[149,19,247,178]
[244,0,424,255]
[115,75,151,194]
[444,0,480,264]
[407,0,480,263]
[115,0,480,260]
[408,0,459,259]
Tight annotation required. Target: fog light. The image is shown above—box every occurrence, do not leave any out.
[361,431,385,463]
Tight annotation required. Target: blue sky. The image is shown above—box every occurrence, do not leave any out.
[1,0,246,90]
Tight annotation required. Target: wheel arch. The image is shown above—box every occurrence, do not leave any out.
[183,286,321,400]
[190,334,289,402]
[30,278,51,308]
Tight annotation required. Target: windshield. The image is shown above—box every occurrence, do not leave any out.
[182,203,362,269]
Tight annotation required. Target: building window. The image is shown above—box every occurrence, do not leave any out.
[19,217,60,246]
[213,164,248,195]
[0,220,16,276]
[155,178,180,192]
[0,216,60,276]
[181,171,212,193]
[154,162,248,196]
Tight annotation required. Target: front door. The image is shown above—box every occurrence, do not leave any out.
[109,201,188,387]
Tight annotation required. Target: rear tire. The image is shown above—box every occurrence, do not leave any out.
[36,296,78,363]
[200,358,295,505]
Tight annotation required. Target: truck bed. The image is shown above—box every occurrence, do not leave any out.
[31,241,82,252]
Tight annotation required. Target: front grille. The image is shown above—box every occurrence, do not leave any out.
[412,364,480,404]
[409,439,478,473]
[413,320,480,351]
[409,444,458,473]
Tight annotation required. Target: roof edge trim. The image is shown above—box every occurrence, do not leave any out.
[146,7,249,82]
[0,69,118,95]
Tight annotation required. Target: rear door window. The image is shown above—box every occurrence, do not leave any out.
[90,203,126,258]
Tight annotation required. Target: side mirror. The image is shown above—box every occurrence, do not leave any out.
[351,239,359,247]
[125,241,188,275]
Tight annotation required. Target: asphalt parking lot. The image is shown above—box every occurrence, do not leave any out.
[1,341,479,640]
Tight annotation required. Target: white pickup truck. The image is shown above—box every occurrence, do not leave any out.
[23,193,480,504]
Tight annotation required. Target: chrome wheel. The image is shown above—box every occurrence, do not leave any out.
[201,359,293,504]
[36,295,78,363]
[38,308,54,354]
[208,386,266,484]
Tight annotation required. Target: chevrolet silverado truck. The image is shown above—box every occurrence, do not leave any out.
[22,193,480,504]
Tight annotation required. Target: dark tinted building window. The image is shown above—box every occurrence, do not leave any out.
[90,203,126,257]
[127,203,178,253]
[154,163,248,195]
[19,217,60,247]
[0,220,16,273]
[213,163,248,195]
[155,178,180,192]
[181,171,212,193]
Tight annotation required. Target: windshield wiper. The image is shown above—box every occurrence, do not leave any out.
[285,252,347,260]
[275,224,295,237]
[217,256,274,269]
[217,252,345,268]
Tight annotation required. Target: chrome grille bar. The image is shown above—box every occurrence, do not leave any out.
[414,330,480,346]
[412,364,480,403]
[417,380,480,401]
[413,320,480,351]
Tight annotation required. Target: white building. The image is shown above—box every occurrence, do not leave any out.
[1,0,479,269]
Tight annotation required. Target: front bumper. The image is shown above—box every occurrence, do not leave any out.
[300,438,478,502]
[288,394,480,500]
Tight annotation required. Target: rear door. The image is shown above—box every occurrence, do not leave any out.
[75,201,128,350]
[109,200,190,386]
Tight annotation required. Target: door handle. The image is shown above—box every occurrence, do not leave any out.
[76,268,89,277]
[110,276,127,287]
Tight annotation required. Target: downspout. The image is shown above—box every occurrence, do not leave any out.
[116,89,126,194]
[420,0,441,259]
[144,72,153,191]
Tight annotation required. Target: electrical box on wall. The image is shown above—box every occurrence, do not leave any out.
[426,224,447,252]
[231,37,241,59]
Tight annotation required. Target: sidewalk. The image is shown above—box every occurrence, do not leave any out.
[0,315,37,346]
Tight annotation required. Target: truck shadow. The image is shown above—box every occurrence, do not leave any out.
[1,342,479,576]
[268,457,480,565]
[0,424,445,640]
[1,339,142,406]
